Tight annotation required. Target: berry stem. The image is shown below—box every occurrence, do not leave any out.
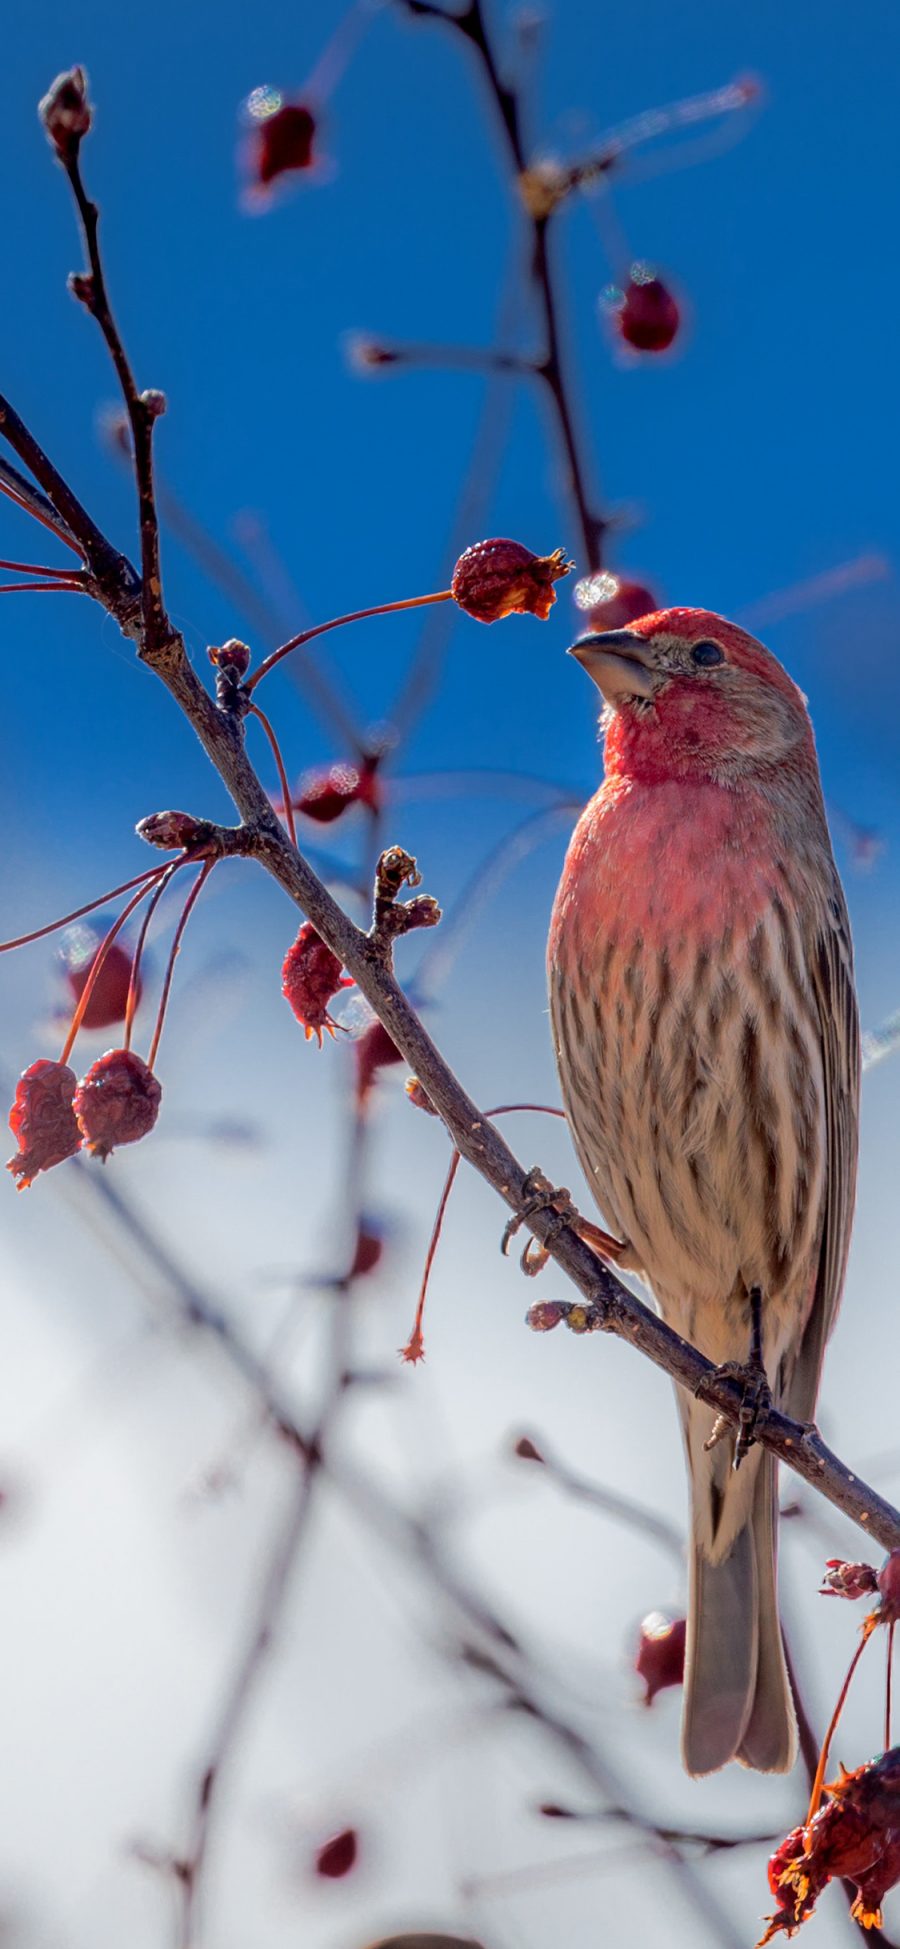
[887,1620,895,1752]
[804,1614,878,1830]
[0,470,84,554]
[0,557,85,577]
[59,877,162,1067]
[245,590,453,693]
[246,702,298,849]
[147,862,215,1071]
[1,865,166,953]
[400,1102,566,1362]
[123,859,185,1051]
[0,579,86,594]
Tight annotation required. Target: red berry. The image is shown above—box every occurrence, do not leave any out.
[451,538,573,624]
[6,1059,81,1189]
[282,923,352,1045]
[314,1827,358,1879]
[349,1225,384,1279]
[878,1551,900,1620]
[355,1017,403,1103]
[575,573,659,632]
[245,88,316,187]
[634,1612,686,1705]
[74,1049,162,1159]
[616,270,680,354]
[513,1435,545,1463]
[61,927,139,1029]
[292,758,381,825]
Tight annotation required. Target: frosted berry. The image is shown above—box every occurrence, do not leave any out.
[74,1049,162,1159]
[282,923,352,1045]
[616,270,680,354]
[355,1017,403,1103]
[451,539,573,624]
[292,758,380,824]
[245,88,316,186]
[574,571,658,632]
[6,1059,80,1190]
[635,1612,686,1705]
[39,67,92,162]
[314,1827,358,1879]
[61,927,138,1029]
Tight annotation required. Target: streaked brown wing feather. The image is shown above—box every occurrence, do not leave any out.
[787,877,860,1424]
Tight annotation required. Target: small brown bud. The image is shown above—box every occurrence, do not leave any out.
[136,810,215,852]
[513,1435,545,1463]
[819,1558,879,1602]
[39,66,92,163]
[67,272,97,311]
[525,1299,566,1332]
[208,639,251,677]
[140,389,168,420]
[878,1551,900,1621]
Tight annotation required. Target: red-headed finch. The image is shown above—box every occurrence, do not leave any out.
[548,607,860,1775]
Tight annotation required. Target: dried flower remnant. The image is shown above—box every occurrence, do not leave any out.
[405,1075,437,1116]
[635,1612,687,1705]
[74,1049,162,1159]
[345,333,402,374]
[38,66,92,163]
[60,927,139,1029]
[820,1559,880,1602]
[759,1750,900,1942]
[606,265,680,353]
[243,85,318,200]
[314,1826,358,1879]
[525,1299,568,1333]
[282,923,352,1045]
[574,570,659,631]
[291,757,381,824]
[6,1059,81,1189]
[451,539,573,624]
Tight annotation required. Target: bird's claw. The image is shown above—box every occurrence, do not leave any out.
[501,1168,576,1278]
[702,1357,773,1471]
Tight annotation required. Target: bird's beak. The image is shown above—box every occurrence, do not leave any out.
[569,629,657,704]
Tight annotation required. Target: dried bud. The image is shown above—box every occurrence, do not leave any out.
[136,810,215,852]
[405,1075,437,1115]
[67,271,97,311]
[208,638,251,677]
[282,924,352,1045]
[60,928,138,1029]
[345,333,401,375]
[451,539,573,624]
[574,571,659,631]
[291,758,381,824]
[6,1059,81,1189]
[348,1224,384,1280]
[525,1299,567,1333]
[760,1750,900,1943]
[878,1551,900,1621]
[140,389,167,420]
[39,66,92,163]
[538,1802,577,1819]
[820,1558,879,1602]
[355,1017,403,1104]
[613,266,680,354]
[513,1435,545,1463]
[244,86,317,191]
[635,1612,686,1705]
[74,1049,162,1159]
[314,1827,358,1879]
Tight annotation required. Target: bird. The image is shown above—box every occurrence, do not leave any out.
[547,607,860,1775]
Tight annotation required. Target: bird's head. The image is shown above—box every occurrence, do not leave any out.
[570,606,815,785]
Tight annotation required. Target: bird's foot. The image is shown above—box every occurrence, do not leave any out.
[701,1356,772,1471]
[501,1167,626,1278]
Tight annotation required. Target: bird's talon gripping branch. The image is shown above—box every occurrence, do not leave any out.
[701,1358,773,1471]
[502,1167,626,1276]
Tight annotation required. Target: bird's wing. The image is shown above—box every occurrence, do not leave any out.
[787,876,860,1424]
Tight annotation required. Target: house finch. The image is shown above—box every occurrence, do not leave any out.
[548,608,860,1775]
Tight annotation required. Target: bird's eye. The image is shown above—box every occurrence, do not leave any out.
[691,640,724,668]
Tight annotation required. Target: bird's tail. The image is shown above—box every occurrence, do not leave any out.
[680,1398,797,1776]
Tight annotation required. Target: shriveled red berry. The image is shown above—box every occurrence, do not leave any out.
[245,88,316,186]
[355,1017,403,1103]
[616,269,680,353]
[575,572,659,632]
[74,1049,162,1159]
[292,758,381,824]
[314,1827,358,1879]
[635,1612,686,1705]
[6,1059,80,1190]
[878,1551,900,1620]
[820,1558,879,1601]
[349,1224,384,1279]
[282,923,352,1045]
[60,927,138,1029]
[451,538,573,624]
